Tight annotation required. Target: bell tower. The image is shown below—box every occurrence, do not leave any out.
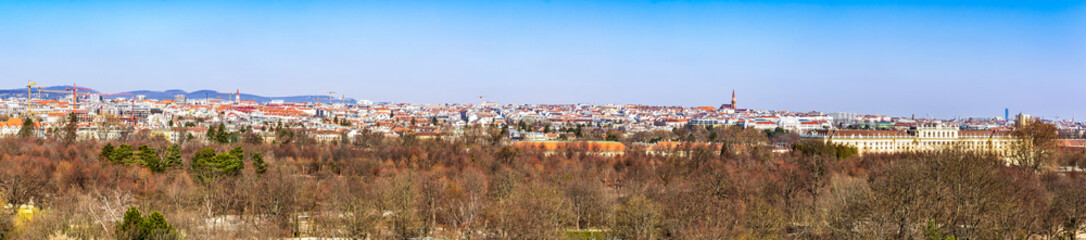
[731,89,736,109]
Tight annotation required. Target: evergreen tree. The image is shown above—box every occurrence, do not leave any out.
[215,122,230,143]
[191,147,215,181]
[215,151,244,176]
[16,118,34,138]
[116,207,145,239]
[144,211,177,239]
[63,113,78,144]
[252,152,267,174]
[115,207,179,240]
[111,144,134,164]
[191,147,215,167]
[138,145,162,172]
[191,147,244,181]
[205,124,216,142]
[229,146,244,163]
[100,143,115,161]
[164,144,182,169]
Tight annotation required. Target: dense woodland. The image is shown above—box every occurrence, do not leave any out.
[1,121,1085,239]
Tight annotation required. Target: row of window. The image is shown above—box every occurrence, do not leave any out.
[841,140,1009,152]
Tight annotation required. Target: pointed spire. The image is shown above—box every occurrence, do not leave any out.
[731,89,736,109]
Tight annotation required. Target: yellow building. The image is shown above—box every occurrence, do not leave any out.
[804,126,1014,156]
[513,141,627,157]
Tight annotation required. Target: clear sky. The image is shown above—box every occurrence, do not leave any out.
[1,1,1083,119]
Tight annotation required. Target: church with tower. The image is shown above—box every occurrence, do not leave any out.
[719,89,736,113]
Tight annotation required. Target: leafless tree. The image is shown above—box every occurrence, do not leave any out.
[1011,121,1060,170]
[610,196,660,240]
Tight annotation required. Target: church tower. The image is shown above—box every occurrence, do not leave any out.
[731,89,736,109]
[720,89,737,111]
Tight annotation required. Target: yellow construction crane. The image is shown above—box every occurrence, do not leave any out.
[40,88,91,112]
[25,80,37,114]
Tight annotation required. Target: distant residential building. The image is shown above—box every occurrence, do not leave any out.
[0,118,38,136]
[741,118,779,130]
[688,117,728,126]
[1017,114,1038,126]
[827,112,859,126]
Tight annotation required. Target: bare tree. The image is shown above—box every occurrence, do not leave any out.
[611,196,661,240]
[1011,121,1060,170]
[0,157,53,215]
[80,189,134,239]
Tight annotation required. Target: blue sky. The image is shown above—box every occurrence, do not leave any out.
[1,1,1083,119]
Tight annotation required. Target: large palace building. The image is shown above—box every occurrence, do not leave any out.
[802,125,1015,156]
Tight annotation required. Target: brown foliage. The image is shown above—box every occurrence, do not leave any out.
[0,133,1083,239]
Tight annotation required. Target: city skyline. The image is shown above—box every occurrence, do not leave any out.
[4,2,1086,239]
[2,1,1084,119]
[0,84,1072,122]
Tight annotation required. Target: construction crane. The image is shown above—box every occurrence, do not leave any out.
[25,80,37,114]
[39,88,79,111]
[215,90,240,103]
[38,84,93,112]
[321,91,335,105]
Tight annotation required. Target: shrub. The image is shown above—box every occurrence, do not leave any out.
[115,207,179,240]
